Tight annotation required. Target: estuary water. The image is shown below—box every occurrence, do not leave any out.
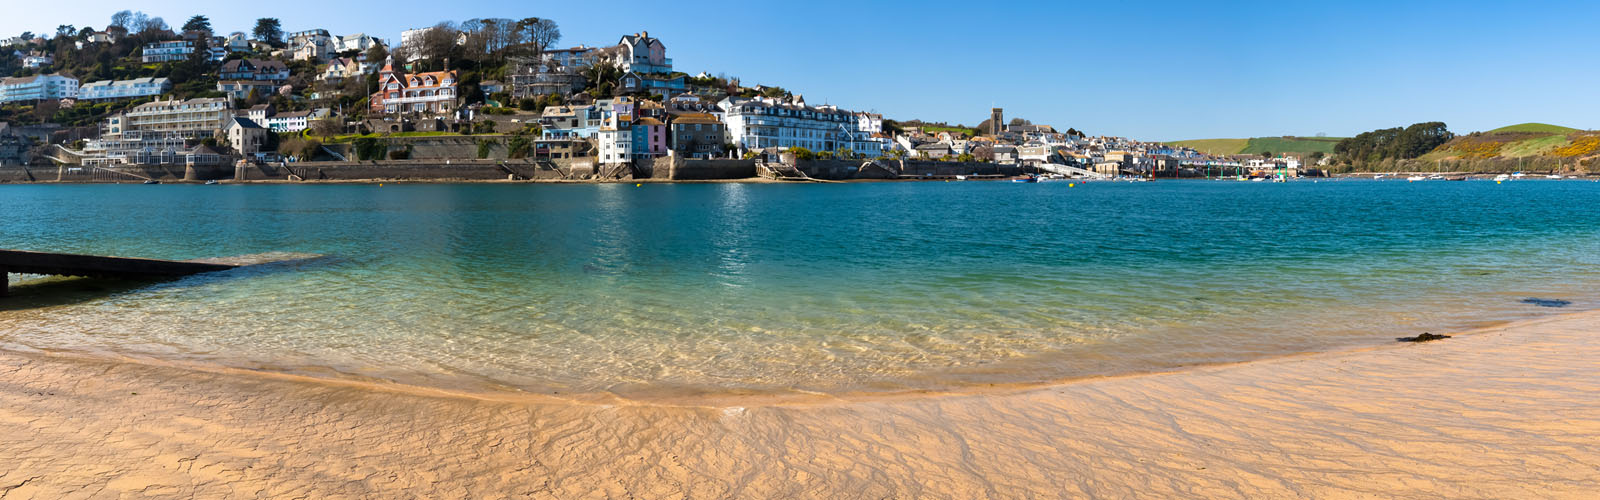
[2,180,1598,400]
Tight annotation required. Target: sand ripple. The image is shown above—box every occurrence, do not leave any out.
[2,312,1599,498]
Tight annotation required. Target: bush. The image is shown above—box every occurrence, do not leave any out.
[477,139,496,159]
[517,98,538,111]
[786,146,815,161]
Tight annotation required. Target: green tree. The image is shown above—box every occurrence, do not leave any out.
[787,146,814,161]
[182,15,211,35]
[253,18,283,47]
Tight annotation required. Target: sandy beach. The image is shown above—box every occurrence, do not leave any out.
[2,311,1598,499]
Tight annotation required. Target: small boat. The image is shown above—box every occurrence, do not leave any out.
[1250,177,1266,182]
[1011,176,1038,183]
[1511,172,1528,179]
[1406,175,1426,182]
[143,179,161,185]
[1493,174,1511,182]
[204,179,220,185]
[1427,175,1445,180]
[1374,174,1388,180]
[954,175,968,181]
[1546,174,1564,179]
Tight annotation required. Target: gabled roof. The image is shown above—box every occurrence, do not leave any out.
[228,116,266,129]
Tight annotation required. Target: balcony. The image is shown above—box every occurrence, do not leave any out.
[383,95,456,105]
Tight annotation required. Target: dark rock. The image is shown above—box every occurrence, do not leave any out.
[1397,333,1452,343]
[1521,298,1571,308]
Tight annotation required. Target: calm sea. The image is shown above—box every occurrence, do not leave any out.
[2,180,1597,399]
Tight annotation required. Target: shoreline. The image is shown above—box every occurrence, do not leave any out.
[0,308,1570,409]
[3,308,1597,497]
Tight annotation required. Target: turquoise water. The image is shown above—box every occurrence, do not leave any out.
[2,180,1598,399]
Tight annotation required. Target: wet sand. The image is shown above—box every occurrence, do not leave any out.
[2,312,1598,499]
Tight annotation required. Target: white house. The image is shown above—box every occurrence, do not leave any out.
[21,54,52,69]
[0,74,78,103]
[598,113,634,165]
[335,33,381,53]
[718,95,880,157]
[142,41,194,63]
[263,110,313,133]
[77,77,171,101]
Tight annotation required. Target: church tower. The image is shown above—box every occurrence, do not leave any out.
[990,108,1004,136]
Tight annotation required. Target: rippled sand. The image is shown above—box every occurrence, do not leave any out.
[3,312,1599,499]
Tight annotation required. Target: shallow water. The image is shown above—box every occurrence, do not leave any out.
[2,180,1597,399]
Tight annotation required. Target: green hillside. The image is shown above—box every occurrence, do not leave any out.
[1166,136,1344,156]
[1239,136,1344,155]
[1486,123,1580,134]
[1164,138,1248,155]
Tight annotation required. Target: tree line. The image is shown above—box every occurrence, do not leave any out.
[1333,122,1453,164]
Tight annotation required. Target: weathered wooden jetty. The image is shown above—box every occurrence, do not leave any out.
[0,249,240,296]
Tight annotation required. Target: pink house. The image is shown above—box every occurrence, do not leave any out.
[631,117,667,159]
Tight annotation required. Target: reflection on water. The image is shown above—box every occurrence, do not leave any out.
[1,181,1598,398]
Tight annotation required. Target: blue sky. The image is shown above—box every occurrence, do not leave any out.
[6,0,1596,140]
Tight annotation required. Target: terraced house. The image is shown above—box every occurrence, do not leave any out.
[717,96,880,157]
[369,59,458,115]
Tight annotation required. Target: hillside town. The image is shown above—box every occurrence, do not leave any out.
[0,12,1310,180]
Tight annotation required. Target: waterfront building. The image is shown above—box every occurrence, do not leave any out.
[80,97,233,166]
[223,116,269,155]
[538,105,603,139]
[77,77,172,101]
[717,96,879,157]
[608,31,671,74]
[120,97,232,137]
[0,74,78,103]
[597,113,633,165]
[368,59,458,115]
[668,113,725,159]
[142,41,195,63]
[631,117,667,160]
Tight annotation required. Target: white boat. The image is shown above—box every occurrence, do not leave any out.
[1406,175,1426,182]
[1547,174,1564,179]
[1374,174,1388,179]
[1427,175,1445,180]
[1511,172,1528,179]
[1493,174,1511,182]
[954,175,968,181]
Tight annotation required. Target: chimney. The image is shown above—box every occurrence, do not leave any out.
[641,31,648,39]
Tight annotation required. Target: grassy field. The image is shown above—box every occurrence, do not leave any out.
[921,126,981,137]
[1240,136,1344,155]
[1165,138,1249,155]
[1486,123,1581,134]
[1166,136,1343,155]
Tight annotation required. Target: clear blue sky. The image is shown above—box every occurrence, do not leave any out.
[7,0,1597,140]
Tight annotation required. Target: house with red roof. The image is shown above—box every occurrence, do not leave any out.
[369,58,458,115]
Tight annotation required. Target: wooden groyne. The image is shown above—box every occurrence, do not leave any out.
[0,249,240,296]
